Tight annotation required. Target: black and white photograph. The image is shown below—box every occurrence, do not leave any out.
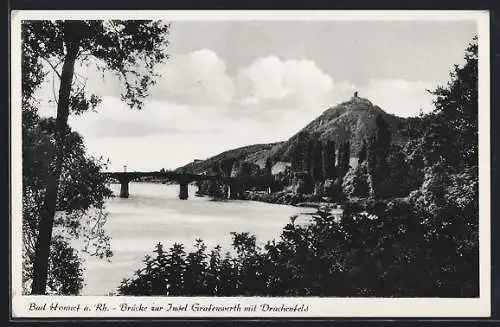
[11,10,490,318]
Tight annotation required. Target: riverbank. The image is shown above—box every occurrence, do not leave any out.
[242,190,343,211]
[195,189,343,210]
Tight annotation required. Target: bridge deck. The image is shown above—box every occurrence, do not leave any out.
[102,171,273,185]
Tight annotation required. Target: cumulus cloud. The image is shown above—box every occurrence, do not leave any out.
[232,56,436,119]
[151,49,234,106]
[236,56,335,112]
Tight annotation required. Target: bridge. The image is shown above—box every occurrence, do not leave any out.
[102,171,275,200]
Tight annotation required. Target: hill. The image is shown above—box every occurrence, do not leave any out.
[267,95,407,164]
[177,142,282,175]
[177,95,408,173]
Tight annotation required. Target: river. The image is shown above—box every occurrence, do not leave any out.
[79,182,316,295]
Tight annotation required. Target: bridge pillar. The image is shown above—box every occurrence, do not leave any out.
[119,179,129,198]
[179,182,189,200]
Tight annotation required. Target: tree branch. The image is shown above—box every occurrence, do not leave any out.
[40,55,62,80]
[52,71,59,106]
[71,73,88,97]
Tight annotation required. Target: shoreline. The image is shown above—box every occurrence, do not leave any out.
[109,181,343,211]
[197,190,343,211]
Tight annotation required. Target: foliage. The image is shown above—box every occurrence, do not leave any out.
[357,139,367,164]
[342,162,371,198]
[310,137,323,182]
[23,234,85,295]
[407,165,479,296]
[22,109,113,294]
[367,115,392,198]
[23,20,170,110]
[337,141,351,178]
[118,195,477,297]
[23,20,170,294]
[322,140,336,180]
[265,157,273,176]
[429,36,478,168]
[46,236,85,295]
[291,131,310,172]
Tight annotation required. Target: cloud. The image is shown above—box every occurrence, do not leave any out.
[233,56,436,120]
[235,56,335,112]
[151,49,234,106]
[86,120,222,138]
[36,50,436,122]
[68,96,225,139]
[32,49,439,171]
[69,100,304,171]
[358,78,436,117]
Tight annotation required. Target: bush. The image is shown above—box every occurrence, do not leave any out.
[342,162,371,198]
[118,194,478,297]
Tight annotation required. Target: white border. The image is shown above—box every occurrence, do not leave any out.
[10,10,491,318]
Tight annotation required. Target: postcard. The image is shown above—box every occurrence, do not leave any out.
[10,10,491,318]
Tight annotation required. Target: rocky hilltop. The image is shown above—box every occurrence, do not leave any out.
[177,95,407,173]
[267,95,406,164]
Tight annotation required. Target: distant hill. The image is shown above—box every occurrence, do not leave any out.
[176,143,283,175]
[176,95,408,173]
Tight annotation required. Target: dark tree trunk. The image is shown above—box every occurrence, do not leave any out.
[31,23,81,295]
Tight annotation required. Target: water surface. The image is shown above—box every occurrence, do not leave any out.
[80,182,316,295]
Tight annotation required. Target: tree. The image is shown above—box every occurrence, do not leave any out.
[291,131,309,172]
[305,137,314,176]
[207,163,226,199]
[382,145,413,197]
[23,20,170,294]
[322,140,336,180]
[22,109,113,294]
[342,162,371,198]
[45,236,84,295]
[428,36,478,168]
[184,239,209,295]
[310,137,323,182]
[358,139,367,164]
[337,141,350,178]
[220,159,234,177]
[265,157,273,176]
[374,114,391,162]
[367,115,392,198]
[206,245,223,295]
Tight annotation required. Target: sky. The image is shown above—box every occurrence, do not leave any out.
[34,19,477,171]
